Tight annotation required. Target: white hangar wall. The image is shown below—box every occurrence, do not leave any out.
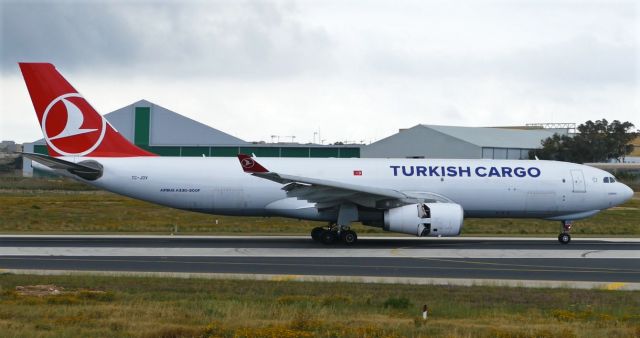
[361,125,564,159]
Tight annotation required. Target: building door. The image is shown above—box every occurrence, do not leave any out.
[570,169,586,193]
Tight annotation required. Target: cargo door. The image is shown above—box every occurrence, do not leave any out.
[570,169,586,193]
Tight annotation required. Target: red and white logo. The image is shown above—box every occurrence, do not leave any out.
[240,157,256,169]
[353,170,363,176]
[41,93,106,156]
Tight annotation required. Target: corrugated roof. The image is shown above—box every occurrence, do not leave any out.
[29,100,248,146]
[134,100,247,146]
[419,124,558,148]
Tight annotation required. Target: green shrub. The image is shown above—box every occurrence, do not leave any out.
[78,290,115,302]
[383,297,410,309]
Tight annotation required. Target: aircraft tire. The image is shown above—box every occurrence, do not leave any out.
[558,233,571,244]
[311,227,324,241]
[341,230,358,245]
[320,230,338,245]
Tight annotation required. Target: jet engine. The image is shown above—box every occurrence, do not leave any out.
[383,203,463,237]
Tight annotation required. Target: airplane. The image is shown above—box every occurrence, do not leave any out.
[18,63,634,245]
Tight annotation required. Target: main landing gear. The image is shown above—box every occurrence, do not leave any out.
[312,204,359,245]
[558,220,572,244]
[311,224,358,245]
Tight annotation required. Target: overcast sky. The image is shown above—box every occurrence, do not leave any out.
[1,0,638,144]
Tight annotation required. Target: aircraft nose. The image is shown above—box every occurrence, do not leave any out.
[621,184,634,203]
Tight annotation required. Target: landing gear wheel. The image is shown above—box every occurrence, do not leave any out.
[311,227,324,241]
[320,230,338,245]
[341,230,358,245]
[558,233,571,244]
[558,220,572,244]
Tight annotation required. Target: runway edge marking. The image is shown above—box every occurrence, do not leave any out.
[1,269,639,291]
[605,282,627,290]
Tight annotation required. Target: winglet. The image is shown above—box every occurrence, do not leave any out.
[237,154,269,173]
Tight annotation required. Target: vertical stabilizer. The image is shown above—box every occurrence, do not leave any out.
[19,63,155,157]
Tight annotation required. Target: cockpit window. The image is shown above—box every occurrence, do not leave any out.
[610,177,616,183]
[603,177,616,183]
[603,177,610,183]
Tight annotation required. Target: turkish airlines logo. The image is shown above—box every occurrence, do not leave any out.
[241,157,255,169]
[41,93,106,156]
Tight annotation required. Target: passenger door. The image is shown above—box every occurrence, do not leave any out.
[570,169,586,193]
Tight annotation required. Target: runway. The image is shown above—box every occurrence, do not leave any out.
[1,236,639,288]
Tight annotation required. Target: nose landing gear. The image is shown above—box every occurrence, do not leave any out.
[558,220,572,244]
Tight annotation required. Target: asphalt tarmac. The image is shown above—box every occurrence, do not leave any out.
[0,236,639,284]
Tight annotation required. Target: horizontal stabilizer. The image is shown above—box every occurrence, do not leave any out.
[22,152,103,180]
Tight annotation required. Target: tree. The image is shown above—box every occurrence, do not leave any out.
[529,119,637,163]
[530,134,577,162]
[605,120,636,162]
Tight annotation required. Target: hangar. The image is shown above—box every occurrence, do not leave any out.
[22,100,361,176]
[361,124,566,159]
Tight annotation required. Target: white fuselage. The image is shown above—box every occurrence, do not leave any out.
[43,157,633,223]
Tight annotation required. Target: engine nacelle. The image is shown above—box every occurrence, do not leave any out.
[383,203,464,237]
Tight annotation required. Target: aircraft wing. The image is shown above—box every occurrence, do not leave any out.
[237,154,450,209]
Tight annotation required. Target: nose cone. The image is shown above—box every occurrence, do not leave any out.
[621,184,634,203]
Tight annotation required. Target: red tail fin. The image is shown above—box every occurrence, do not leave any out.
[19,63,155,157]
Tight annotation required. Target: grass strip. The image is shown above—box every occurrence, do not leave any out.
[0,273,638,337]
